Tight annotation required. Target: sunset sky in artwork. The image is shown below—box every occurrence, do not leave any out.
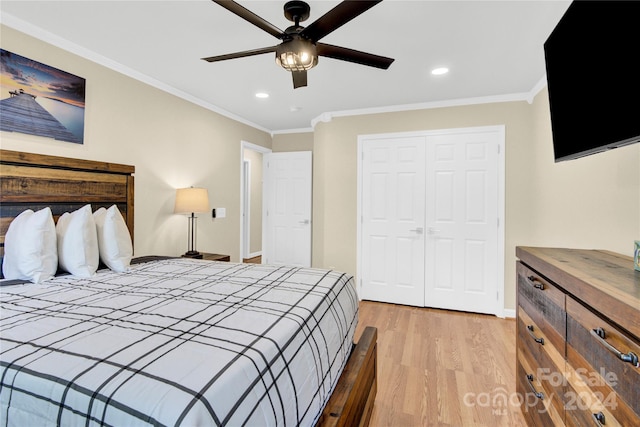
[0,49,85,108]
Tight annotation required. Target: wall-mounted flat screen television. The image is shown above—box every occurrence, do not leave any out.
[544,1,640,162]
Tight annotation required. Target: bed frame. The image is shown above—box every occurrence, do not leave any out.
[0,149,135,258]
[0,149,377,427]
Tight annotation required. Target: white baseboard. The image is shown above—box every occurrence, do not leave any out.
[502,308,516,319]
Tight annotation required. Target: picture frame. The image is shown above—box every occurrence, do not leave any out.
[0,49,85,144]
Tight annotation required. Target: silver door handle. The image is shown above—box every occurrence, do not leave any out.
[427,227,441,235]
[409,227,424,234]
[299,219,310,225]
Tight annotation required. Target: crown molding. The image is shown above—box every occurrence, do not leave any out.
[310,92,529,129]
[528,75,548,103]
[271,127,314,135]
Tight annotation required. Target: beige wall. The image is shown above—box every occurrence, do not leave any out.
[525,88,639,253]
[312,96,640,312]
[0,25,272,261]
[272,132,314,152]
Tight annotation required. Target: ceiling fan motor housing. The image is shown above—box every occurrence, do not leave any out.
[284,1,311,24]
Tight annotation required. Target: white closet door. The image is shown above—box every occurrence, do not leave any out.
[360,136,426,306]
[359,127,502,315]
[424,130,499,314]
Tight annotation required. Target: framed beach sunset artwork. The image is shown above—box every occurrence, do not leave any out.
[0,49,85,144]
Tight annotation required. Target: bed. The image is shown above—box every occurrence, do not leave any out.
[0,149,377,427]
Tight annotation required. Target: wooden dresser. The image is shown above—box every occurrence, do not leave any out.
[516,247,639,426]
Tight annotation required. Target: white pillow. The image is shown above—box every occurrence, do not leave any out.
[2,207,57,283]
[93,205,133,272]
[56,205,99,277]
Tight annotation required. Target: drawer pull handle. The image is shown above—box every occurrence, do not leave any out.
[592,411,606,426]
[527,275,544,290]
[525,374,544,399]
[526,324,544,344]
[590,327,640,368]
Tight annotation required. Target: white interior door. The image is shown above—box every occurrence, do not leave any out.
[424,130,499,314]
[263,151,312,267]
[358,127,503,315]
[360,136,426,306]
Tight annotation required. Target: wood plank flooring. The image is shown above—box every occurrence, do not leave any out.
[354,301,526,427]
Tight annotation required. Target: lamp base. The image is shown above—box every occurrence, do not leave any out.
[182,251,203,259]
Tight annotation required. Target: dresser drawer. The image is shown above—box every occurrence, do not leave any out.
[517,355,564,426]
[517,261,567,426]
[517,262,566,350]
[566,296,640,426]
[517,305,566,424]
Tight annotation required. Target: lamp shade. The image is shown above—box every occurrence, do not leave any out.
[174,187,209,214]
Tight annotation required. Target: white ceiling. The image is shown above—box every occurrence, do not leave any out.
[1,0,571,133]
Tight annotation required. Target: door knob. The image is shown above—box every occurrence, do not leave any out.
[409,227,424,234]
[299,219,310,225]
[427,227,441,235]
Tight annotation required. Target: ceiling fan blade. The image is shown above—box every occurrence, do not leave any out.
[212,0,284,39]
[202,46,278,62]
[292,71,308,89]
[300,0,382,42]
[317,43,394,69]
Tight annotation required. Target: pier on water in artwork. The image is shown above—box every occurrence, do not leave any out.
[0,92,82,144]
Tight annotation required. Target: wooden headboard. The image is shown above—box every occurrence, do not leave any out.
[0,150,135,257]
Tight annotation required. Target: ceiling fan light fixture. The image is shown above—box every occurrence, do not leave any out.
[276,38,318,72]
[205,0,394,88]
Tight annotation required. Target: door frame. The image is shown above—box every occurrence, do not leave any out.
[242,159,251,259]
[240,140,271,262]
[356,125,506,317]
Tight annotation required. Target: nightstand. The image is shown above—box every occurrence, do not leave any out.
[181,253,230,262]
[201,253,230,262]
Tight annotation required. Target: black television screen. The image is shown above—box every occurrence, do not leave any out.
[544,1,640,162]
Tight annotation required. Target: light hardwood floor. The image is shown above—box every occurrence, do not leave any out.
[354,301,527,427]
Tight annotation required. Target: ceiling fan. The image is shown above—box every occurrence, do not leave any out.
[202,0,395,89]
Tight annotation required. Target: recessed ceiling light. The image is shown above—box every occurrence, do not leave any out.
[255,92,269,98]
[290,106,302,112]
[431,67,449,75]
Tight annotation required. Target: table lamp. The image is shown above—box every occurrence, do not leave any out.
[174,187,209,258]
